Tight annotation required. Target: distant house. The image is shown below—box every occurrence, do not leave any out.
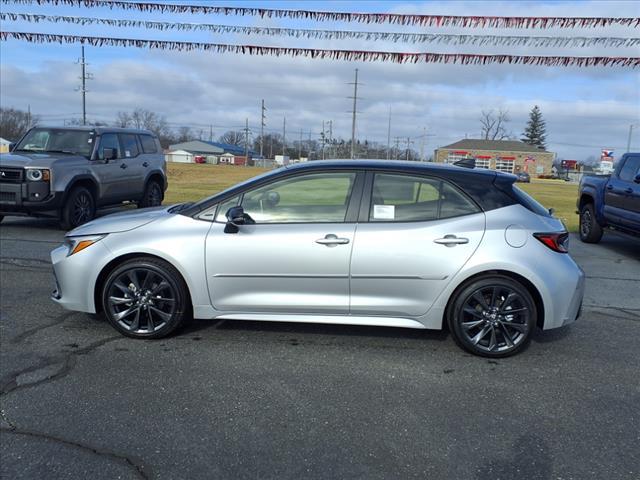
[433,139,555,177]
[0,137,11,153]
[166,140,256,165]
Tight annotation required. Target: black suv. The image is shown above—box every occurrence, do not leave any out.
[0,126,167,229]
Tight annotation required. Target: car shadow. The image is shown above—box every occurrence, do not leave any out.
[531,324,573,344]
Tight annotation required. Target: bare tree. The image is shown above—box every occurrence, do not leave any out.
[219,130,244,146]
[115,108,173,148]
[175,126,193,143]
[116,111,132,128]
[480,108,511,140]
[0,107,39,141]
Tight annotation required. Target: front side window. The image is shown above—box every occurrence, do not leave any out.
[618,155,640,182]
[119,134,140,158]
[97,133,121,160]
[369,173,479,222]
[240,172,356,223]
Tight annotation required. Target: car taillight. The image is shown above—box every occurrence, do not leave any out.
[533,232,569,253]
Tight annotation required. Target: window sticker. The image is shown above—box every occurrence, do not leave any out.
[373,204,395,220]
[125,150,131,157]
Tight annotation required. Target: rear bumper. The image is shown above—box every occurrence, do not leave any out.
[560,266,585,326]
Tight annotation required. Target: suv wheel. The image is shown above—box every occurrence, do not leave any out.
[139,180,163,208]
[101,257,189,339]
[60,186,95,230]
[448,275,537,358]
[579,203,603,243]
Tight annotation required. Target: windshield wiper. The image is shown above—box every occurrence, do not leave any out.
[45,149,79,155]
[13,148,40,152]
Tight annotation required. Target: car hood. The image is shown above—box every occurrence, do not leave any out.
[0,151,87,168]
[67,205,174,236]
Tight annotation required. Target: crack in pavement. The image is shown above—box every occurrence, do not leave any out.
[0,257,51,271]
[10,312,76,345]
[584,305,640,322]
[1,427,151,479]
[1,336,121,397]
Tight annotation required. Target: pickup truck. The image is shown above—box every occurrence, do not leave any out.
[577,152,640,243]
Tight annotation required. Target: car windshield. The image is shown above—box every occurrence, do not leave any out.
[15,128,95,157]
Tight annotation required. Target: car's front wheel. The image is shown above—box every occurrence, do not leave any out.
[448,275,537,358]
[579,203,603,243]
[60,186,95,230]
[101,257,189,339]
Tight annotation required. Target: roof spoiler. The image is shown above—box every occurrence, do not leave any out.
[453,158,476,169]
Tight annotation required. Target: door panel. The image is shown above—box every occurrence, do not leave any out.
[350,215,485,317]
[117,133,146,199]
[205,223,355,313]
[93,133,127,203]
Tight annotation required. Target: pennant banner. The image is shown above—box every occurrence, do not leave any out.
[5,0,640,29]
[3,13,639,48]
[2,32,639,68]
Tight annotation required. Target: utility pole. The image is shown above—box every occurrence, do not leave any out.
[244,118,250,166]
[260,99,266,158]
[282,116,286,157]
[420,127,426,161]
[299,128,303,160]
[394,136,401,160]
[321,121,326,160]
[627,124,636,153]
[387,106,392,160]
[349,68,359,159]
[27,104,32,129]
[76,46,92,126]
[406,137,413,160]
[209,124,213,142]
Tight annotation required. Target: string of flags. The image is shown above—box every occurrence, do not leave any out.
[5,0,640,29]
[2,13,638,48]
[2,32,638,68]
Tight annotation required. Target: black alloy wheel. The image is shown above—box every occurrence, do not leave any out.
[139,180,163,208]
[101,258,189,339]
[61,187,95,230]
[449,276,536,357]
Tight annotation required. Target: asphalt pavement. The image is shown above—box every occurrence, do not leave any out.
[1,215,639,480]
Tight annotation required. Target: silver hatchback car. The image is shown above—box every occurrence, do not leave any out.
[51,160,584,357]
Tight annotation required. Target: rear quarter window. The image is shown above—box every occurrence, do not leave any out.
[511,185,551,217]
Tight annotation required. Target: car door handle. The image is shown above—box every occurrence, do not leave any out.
[315,234,350,246]
[142,161,149,167]
[625,188,633,194]
[434,235,469,247]
[120,163,127,169]
[606,185,614,190]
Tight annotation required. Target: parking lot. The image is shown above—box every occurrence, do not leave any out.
[1,215,638,480]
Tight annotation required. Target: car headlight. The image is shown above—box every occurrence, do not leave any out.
[64,234,106,256]
[25,168,51,182]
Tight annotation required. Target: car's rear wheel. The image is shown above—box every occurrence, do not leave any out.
[579,203,603,243]
[139,180,163,208]
[448,275,536,358]
[60,186,95,230]
[101,258,189,339]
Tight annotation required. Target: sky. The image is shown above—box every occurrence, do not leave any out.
[1,0,639,161]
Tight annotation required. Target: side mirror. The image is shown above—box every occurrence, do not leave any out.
[634,174,640,184]
[103,148,117,160]
[224,206,245,233]
[8,142,15,152]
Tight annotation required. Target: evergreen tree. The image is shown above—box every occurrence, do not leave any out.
[521,105,547,148]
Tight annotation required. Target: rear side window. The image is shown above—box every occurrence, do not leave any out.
[119,134,139,158]
[618,155,640,182]
[139,135,158,154]
[369,173,479,222]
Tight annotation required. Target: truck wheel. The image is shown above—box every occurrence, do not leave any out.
[60,186,96,230]
[579,203,603,243]
[139,180,163,208]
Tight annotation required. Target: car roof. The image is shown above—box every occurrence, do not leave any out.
[31,125,156,136]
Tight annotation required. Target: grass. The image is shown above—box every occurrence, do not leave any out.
[163,163,580,232]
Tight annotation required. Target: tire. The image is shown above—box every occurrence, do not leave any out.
[60,186,96,230]
[447,275,537,358]
[139,180,163,208]
[101,257,189,339]
[579,203,603,243]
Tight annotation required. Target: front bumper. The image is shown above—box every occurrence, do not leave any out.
[0,181,61,214]
[50,241,114,313]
